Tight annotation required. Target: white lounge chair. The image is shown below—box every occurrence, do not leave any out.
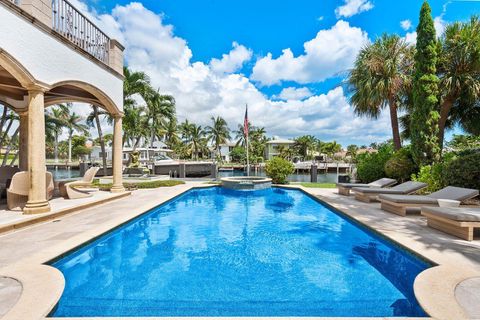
[7,171,54,210]
[60,167,99,199]
[379,186,479,216]
[352,181,428,203]
[337,178,396,196]
[421,206,480,241]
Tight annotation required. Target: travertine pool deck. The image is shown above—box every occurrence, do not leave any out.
[0,183,478,320]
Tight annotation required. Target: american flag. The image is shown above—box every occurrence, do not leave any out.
[243,104,249,139]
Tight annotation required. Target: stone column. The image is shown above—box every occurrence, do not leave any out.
[111,115,125,193]
[23,89,50,214]
[18,111,28,171]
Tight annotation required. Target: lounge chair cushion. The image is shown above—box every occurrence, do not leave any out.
[422,206,480,222]
[337,178,396,189]
[353,181,427,194]
[378,194,438,204]
[428,186,479,201]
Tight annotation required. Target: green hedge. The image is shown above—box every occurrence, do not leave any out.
[356,144,394,183]
[94,179,185,191]
[384,148,417,182]
[443,151,480,190]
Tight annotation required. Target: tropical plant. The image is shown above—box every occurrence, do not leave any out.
[189,124,207,160]
[447,134,480,151]
[411,163,445,193]
[442,151,480,190]
[410,1,441,165]
[206,116,230,160]
[437,17,480,149]
[46,105,69,162]
[347,34,414,150]
[65,111,88,163]
[319,141,342,160]
[265,157,295,184]
[294,135,317,160]
[230,146,246,163]
[346,144,359,163]
[384,147,417,182]
[356,143,394,182]
[144,87,176,147]
[87,105,108,175]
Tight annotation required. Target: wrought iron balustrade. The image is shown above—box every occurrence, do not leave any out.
[52,0,110,65]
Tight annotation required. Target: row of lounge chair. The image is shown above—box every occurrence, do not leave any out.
[337,178,480,241]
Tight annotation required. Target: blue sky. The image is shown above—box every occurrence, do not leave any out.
[82,0,480,146]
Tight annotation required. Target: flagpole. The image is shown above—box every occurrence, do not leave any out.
[246,104,250,176]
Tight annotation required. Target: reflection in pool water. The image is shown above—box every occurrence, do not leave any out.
[51,187,429,317]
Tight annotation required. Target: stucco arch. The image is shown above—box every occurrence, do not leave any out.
[0,49,37,89]
[45,80,122,116]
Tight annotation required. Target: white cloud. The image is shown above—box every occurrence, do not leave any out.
[250,20,369,86]
[317,16,324,21]
[209,42,252,74]
[404,31,417,44]
[67,2,392,146]
[275,87,313,101]
[335,0,374,18]
[400,19,412,31]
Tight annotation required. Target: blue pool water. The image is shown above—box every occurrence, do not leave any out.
[50,187,429,317]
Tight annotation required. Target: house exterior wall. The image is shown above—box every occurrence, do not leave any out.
[0,3,123,113]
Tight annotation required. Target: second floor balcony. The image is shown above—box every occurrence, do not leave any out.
[3,0,123,76]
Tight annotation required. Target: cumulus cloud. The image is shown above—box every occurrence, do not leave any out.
[67,1,392,145]
[400,19,412,31]
[335,0,374,18]
[209,42,252,74]
[274,87,313,101]
[402,15,447,45]
[250,21,369,86]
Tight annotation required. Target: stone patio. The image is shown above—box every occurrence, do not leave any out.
[0,183,478,320]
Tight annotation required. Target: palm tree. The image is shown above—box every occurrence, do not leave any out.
[234,121,252,147]
[65,112,88,163]
[206,116,231,160]
[179,119,194,143]
[347,34,414,150]
[123,66,151,107]
[162,118,180,148]
[144,88,176,148]
[87,105,108,175]
[189,124,206,161]
[294,135,318,160]
[47,105,69,163]
[437,17,480,149]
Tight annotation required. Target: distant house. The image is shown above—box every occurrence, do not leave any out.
[210,142,237,162]
[265,138,295,160]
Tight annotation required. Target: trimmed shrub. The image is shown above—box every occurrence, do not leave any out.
[411,163,445,193]
[356,144,394,183]
[442,151,480,190]
[265,157,295,184]
[384,148,417,182]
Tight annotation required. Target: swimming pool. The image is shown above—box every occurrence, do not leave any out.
[50,187,430,317]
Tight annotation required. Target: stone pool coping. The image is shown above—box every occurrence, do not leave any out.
[0,183,478,320]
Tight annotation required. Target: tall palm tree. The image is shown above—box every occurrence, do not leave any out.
[123,66,151,107]
[162,118,180,148]
[65,112,88,163]
[47,104,69,163]
[294,135,318,160]
[144,88,176,147]
[179,119,194,143]
[347,34,414,150]
[87,105,108,175]
[189,124,206,161]
[206,116,231,160]
[437,17,480,149]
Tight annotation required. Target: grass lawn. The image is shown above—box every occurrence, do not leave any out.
[293,182,336,188]
[94,179,185,190]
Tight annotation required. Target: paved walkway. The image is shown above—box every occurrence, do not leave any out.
[0,184,478,319]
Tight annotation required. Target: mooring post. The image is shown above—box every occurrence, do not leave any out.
[211,163,218,179]
[310,164,318,183]
[179,163,186,178]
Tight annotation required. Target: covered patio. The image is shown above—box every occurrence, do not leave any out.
[0,0,126,214]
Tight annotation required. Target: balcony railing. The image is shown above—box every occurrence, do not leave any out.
[51,0,110,65]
